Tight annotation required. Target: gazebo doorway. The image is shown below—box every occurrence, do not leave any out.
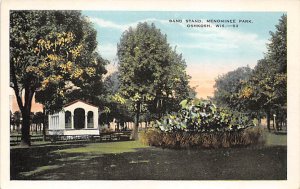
[74,108,85,129]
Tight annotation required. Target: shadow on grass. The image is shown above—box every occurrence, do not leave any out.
[11,140,286,180]
[10,141,98,179]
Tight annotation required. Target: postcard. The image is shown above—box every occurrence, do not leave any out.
[1,0,300,189]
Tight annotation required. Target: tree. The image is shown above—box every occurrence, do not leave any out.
[32,111,45,133]
[100,71,133,128]
[239,15,287,131]
[34,12,108,111]
[11,111,22,133]
[147,49,194,118]
[239,59,286,131]
[215,15,287,131]
[10,11,107,146]
[213,66,252,112]
[117,22,191,139]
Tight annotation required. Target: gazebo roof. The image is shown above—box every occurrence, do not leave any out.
[63,100,98,108]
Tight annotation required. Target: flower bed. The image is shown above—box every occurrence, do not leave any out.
[140,126,264,149]
[140,99,264,149]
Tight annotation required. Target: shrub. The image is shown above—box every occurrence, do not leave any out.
[139,126,264,149]
[140,99,264,149]
[155,99,253,133]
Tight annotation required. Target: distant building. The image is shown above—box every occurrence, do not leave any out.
[48,100,99,135]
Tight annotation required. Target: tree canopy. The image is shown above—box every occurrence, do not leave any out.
[213,14,287,131]
[240,15,287,130]
[213,66,252,112]
[10,10,107,146]
[100,71,133,126]
[117,22,192,139]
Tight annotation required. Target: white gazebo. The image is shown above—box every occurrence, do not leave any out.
[48,100,99,135]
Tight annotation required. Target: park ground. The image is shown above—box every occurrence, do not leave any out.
[10,131,286,180]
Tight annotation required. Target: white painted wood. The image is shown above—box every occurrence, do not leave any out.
[59,111,65,129]
[63,129,99,135]
[48,100,99,135]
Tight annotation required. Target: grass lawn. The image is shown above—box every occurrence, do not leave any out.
[10,131,286,180]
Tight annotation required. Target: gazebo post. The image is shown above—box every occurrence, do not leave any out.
[71,113,74,129]
[85,113,88,129]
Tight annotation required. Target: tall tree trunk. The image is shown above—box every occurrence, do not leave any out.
[18,87,34,147]
[11,62,35,146]
[276,111,280,131]
[266,109,271,132]
[20,108,31,147]
[132,101,140,140]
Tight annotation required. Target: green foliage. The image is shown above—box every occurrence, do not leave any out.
[11,111,22,127]
[213,15,287,131]
[117,22,192,139]
[35,12,107,112]
[10,10,108,145]
[10,10,108,114]
[99,71,133,125]
[238,14,287,129]
[213,66,252,112]
[140,126,263,149]
[117,23,191,112]
[154,99,253,133]
[32,112,45,125]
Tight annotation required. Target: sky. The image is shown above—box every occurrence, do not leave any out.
[82,11,284,98]
[10,11,285,113]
